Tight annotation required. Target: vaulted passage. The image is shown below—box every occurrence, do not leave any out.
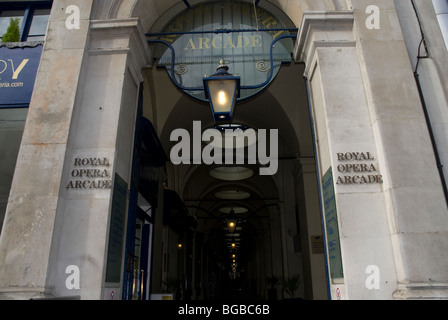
[113,1,329,300]
[130,59,328,300]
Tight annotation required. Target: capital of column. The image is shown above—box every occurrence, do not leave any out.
[89,18,151,80]
[294,11,355,77]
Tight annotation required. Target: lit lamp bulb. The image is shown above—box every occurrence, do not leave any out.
[226,210,237,233]
[217,90,227,106]
[227,220,237,233]
[231,243,236,249]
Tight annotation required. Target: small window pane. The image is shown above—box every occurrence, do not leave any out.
[28,8,51,41]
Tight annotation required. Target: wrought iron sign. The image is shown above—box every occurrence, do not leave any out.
[147,0,296,102]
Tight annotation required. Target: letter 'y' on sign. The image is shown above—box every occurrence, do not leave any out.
[10,59,29,80]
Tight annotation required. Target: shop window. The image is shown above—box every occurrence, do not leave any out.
[0,1,52,42]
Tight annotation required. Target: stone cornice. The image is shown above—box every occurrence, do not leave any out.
[88,18,151,72]
[294,11,355,73]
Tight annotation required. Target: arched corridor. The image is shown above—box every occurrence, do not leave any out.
[133,56,328,300]
[117,0,329,300]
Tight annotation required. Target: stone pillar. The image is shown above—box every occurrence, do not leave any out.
[295,11,398,299]
[352,0,448,299]
[296,3,448,299]
[0,0,94,300]
[0,0,151,298]
[45,18,149,300]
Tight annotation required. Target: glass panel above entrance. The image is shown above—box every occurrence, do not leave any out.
[147,0,296,102]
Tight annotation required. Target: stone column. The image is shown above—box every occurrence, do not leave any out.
[295,11,398,299]
[0,1,151,298]
[0,0,94,300]
[296,2,448,299]
[352,0,448,299]
[46,18,149,300]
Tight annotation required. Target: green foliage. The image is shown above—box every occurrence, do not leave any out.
[2,18,21,42]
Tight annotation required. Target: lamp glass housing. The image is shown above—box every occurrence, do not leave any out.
[203,64,240,123]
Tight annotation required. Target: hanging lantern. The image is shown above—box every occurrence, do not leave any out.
[203,60,240,124]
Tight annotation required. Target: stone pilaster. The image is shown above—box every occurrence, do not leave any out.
[295,11,398,299]
[0,0,150,298]
[351,0,448,299]
[296,3,448,299]
[0,0,94,300]
[44,18,150,300]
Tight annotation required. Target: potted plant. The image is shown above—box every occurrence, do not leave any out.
[265,275,279,300]
[280,274,301,299]
[1,18,20,42]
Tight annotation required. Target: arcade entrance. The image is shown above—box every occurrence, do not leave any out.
[120,60,329,300]
[117,0,329,301]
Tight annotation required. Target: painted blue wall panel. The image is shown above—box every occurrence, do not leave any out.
[0,45,42,107]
